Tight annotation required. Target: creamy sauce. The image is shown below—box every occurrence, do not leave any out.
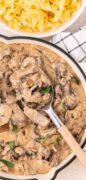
[0,42,86,175]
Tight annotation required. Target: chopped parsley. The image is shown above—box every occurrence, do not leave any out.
[0,159,14,168]
[54,137,61,145]
[60,101,67,112]
[8,141,15,150]
[12,125,18,132]
[40,86,52,94]
[37,136,48,144]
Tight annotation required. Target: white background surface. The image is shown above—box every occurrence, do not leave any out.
[0,7,86,180]
[67,7,86,32]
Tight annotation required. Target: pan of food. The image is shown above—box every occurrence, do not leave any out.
[0,35,86,180]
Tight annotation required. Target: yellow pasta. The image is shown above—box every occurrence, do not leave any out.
[0,0,81,33]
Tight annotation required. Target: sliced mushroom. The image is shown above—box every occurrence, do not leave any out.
[0,103,12,126]
[22,89,42,103]
[39,69,51,87]
[50,153,59,166]
[13,147,25,160]
[1,143,10,156]
[22,73,38,89]
[73,75,80,85]
[21,57,36,68]
[10,63,38,90]
[8,53,21,70]
[3,47,12,56]
[15,147,24,155]
[63,81,71,93]
[36,127,57,137]
[55,85,63,97]
[65,103,85,135]
[11,104,27,128]
[60,77,70,90]
[53,97,61,108]
[55,62,67,78]
[64,94,78,110]
[6,95,16,104]
[0,116,10,127]
[38,146,53,161]
[0,46,12,61]
[26,149,37,159]
[24,106,50,128]
[0,79,12,100]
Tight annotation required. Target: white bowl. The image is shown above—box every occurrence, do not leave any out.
[0,35,86,180]
[0,0,86,38]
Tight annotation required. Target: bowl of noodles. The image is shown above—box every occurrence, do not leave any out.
[0,0,86,37]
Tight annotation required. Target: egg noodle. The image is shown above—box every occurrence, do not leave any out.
[0,0,81,33]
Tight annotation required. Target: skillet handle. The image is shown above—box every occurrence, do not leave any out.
[58,124,86,168]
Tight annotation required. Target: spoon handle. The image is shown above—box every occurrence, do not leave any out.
[59,124,86,168]
[46,105,86,168]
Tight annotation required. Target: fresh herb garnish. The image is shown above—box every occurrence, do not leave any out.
[0,159,14,168]
[37,136,48,144]
[40,86,52,94]
[12,125,18,132]
[54,137,61,145]
[60,102,66,112]
[8,141,15,150]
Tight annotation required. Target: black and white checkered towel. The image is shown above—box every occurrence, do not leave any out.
[51,27,86,75]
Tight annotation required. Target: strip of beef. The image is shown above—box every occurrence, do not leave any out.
[0,103,12,127]
[24,106,50,128]
[11,104,27,128]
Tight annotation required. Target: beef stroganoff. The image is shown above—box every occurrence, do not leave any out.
[0,42,86,175]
